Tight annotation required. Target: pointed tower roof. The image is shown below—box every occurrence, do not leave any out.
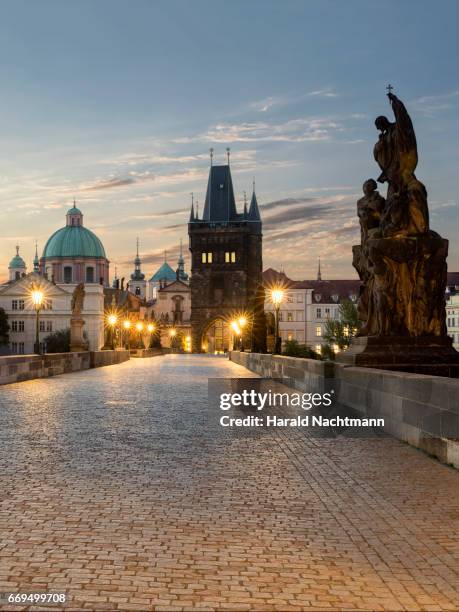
[33,242,40,272]
[177,239,189,281]
[131,238,145,280]
[202,164,238,222]
[317,257,322,281]
[189,192,195,222]
[248,181,261,221]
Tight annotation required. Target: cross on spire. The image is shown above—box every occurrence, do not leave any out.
[386,83,394,95]
[209,147,214,166]
[226,147,230,165]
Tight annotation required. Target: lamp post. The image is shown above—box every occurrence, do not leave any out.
[238,316,247,352]
[147,323,155,349]
[30,286,44,354]
[230,320,242,351]
[123,319,131,350]
[135,321,144,349]
[108,314,118,349]
[169,328,176,351]
[270,288,285,354]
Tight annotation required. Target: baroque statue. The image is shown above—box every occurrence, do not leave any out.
[71,283,85,316]
[341,88,458,374]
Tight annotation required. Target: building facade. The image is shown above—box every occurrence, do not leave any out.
[188,160,265,353]
[263,268,360,353]
[0,204,108,354]
[446,286,459,350]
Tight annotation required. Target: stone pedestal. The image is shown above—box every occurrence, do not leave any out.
[337,335,459,377]
[70,317,86,352]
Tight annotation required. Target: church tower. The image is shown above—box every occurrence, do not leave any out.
[188,150,265,353]
[130,238,147,298]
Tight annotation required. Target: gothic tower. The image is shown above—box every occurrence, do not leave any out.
[188,153,265,353]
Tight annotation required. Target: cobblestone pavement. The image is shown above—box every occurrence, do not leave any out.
[1,355,459,612]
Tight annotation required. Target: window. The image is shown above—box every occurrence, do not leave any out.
[12,321,24,332]
[225,251,236,263]
[287,331,294,341]
[11,342,17,354]
[201,252,213,264]
[135,286,141,296]
[12,300,24,311]
[296,312,304,322]
[15,271,20,280]
[46,321,53,332]
[19,342,25,354]
[287,312,293,322]
[315,344,322,354]
[86,267,95,283]
[325,308,331,318]
[287,296,294,303]
[64,266,72,283]
[316,308,321,319]
[44,299,53,311]
[316,325,322,337]
[278,312,283,321]
[19,321,24,332]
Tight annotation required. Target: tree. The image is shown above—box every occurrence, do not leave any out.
[282,339,319,359]
[44,328,71,353]
[323,299,361,358]
[0,308,10,346]
[44,328,89,353]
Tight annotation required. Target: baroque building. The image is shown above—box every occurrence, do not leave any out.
[188,156,265,353]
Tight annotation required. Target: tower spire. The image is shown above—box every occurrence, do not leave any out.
[189,192,195,222]
[317,256,322,281]
[243,191,248,217]
[33,241,39,272]
[136,237,139,259]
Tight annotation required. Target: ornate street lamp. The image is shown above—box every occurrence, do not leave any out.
[107,313,118,350]
[135,321,144,348]
[123,319,131,350]
[270,287,285,354]
[238,316,247,351]
[30,285,44,354]
[230,320,242,351]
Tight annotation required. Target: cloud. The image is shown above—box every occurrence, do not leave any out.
[411,90,459,116]
[83,177,137,191]
[177,117,341,144]
[307,89,339,98]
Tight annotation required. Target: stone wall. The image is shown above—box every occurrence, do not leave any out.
[90,349,130,368]
[230,351,459,469]
[0,352,90,385]
[0,349,131,385]
[130,348,163,358]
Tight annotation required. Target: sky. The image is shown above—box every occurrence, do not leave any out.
[0,0,458,282]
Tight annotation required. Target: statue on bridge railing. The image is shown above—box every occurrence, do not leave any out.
[339,87,458,375]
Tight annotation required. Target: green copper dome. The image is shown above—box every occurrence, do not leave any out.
[9,246,26,269]
[42,207,106,259]
[42,226,106,259]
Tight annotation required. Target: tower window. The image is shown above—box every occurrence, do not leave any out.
[201,252,213,264]
[64,266,72,283]
[225,251,236,263]
[316,325,322,337]
[86,267,94,283]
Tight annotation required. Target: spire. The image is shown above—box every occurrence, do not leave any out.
[189,192,195,222]
[248,181,261,222]
[131,238,145,280]
[195,200,199,220]
[226,147,230,165]
[16,245,19,257]
[177,238,188,282]
[202,163,237,222]
[164,249,167,263]
[317,257,322,281]
[33,241,39,272]
[243,191,248,217]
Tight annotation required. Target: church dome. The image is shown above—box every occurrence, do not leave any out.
[9,246,26,269]
[42,206,106,259]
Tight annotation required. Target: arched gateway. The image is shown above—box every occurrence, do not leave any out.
[188,155,266,354]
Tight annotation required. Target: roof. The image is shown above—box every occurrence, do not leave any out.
[202,165,238,222]
[248,190,261,221]
[9,251,26,269]
[262,268,360,303]
[447,272,459,287]
[67,206,82,215]
[42,226,106,259]
[149,261,176,282]
[158,279,190,293]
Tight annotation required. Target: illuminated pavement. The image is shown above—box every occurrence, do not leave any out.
[1,354,459,611]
